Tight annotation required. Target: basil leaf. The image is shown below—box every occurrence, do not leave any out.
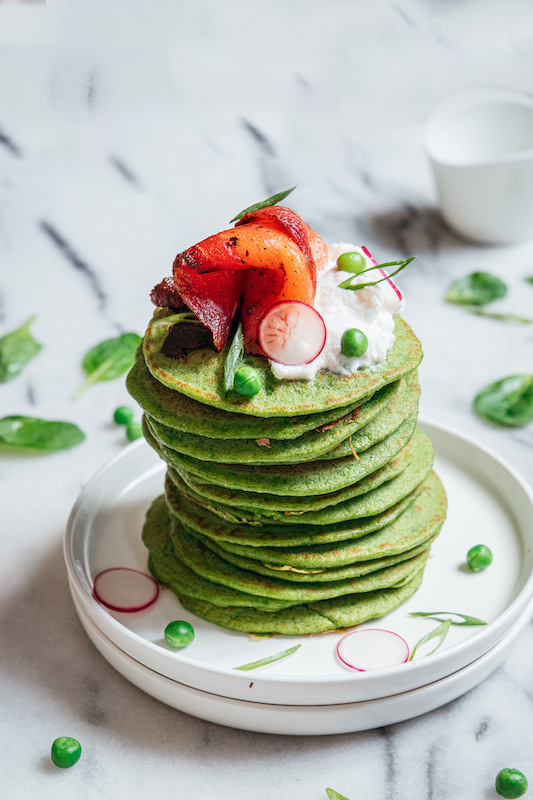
[224,322,244,394]
[338,257,415,291]
[474,374,533,427]
[326,790,352,800]
[230,186,298,223]
[234,644,301,671]
[445,272,507,306]
[0,416,85,451]
[0,316,42,383]
[464,308,531,324]
[75,332,141,398]
[409,619,452,661]
[410,611,486,626]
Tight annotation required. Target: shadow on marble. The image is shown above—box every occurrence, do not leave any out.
[361,204,477,257]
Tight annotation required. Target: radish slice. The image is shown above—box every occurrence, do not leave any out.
[361,245,403,304]
[336,628,410,671]
[257,301,326,365]
[93,568,159,613]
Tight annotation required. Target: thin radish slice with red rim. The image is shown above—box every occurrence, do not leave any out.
[336,628,410,671]
[93,568,159,613]
[362,245,403,303]
[257,301,326,365]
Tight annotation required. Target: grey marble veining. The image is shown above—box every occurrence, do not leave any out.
[1,0,533,798]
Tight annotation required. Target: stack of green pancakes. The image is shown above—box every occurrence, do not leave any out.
[127,308,447,635]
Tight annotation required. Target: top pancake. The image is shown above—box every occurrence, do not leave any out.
[142,308,423,417]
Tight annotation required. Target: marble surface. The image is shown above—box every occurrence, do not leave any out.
[2,0,533,797]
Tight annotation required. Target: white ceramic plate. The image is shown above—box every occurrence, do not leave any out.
[72,589,533,735]
[65,419,533,705]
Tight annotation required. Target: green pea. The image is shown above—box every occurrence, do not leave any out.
[341,329,368,358]
[114,405,134,425]
[164,620,195,649]
[337,252,366,274]
[466,544,493,572]
[51,737,81,769]
[495,768,528,798]
[126,421,143,441]
[233,365,261,397]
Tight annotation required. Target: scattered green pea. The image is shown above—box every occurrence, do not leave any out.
[114,405,134,425]
[341,328,368,358]
[233,365,261,397]
[466,544,493,572]
[336,252,366,274]
[495,768,528,798]
[126,421,143,441]
[164,620,195,649]
[51,737,81,769]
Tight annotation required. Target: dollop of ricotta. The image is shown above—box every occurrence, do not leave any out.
[269,243,404,381]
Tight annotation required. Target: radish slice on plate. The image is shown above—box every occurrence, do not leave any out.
[336,628,410,671]
[93,567,159,613]
[361,245,403,305]
[258,301,326,365]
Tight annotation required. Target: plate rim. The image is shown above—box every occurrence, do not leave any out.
[64,416,533,702]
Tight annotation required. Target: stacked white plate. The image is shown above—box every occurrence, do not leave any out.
[65,420,533,735]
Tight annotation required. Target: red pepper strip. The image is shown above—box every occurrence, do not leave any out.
[173,222,316,352]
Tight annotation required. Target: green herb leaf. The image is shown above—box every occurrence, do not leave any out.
[474,374,533,427]
[326,789,352,800]
[409,619,451,661]
[0,416,85,451]
[224,322,245,394]
[445,271,507,306]
[230,186,298,223]
[234,643,301,671]
[410,611,487,626]
[338,257,415,291]
[74,332,141,398]
[0,316,42,383]
[525,276,533,285]
[463,307,532,324]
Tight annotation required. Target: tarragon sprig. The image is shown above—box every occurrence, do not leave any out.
[338,256,416,291]
[230,186,297,223]
[234,644,301,671]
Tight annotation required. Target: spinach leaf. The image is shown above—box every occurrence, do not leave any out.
[0,316,42,383]
[326,790,352,800]
[338,257,415,291]
[409,619,452,661]
[224,323,244,393]
[445,272,507,306]
[230,186,297,223]
[234,644,301,671]
[75,332,141,398]
[474,374,533,427]
[0,416,85,451]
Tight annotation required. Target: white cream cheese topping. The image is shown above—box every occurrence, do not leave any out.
[269,244,405,381]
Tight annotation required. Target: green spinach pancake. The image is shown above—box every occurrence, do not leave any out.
[129,216,446,636]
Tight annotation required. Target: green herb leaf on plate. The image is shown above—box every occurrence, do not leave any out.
[74,332,141,398]
[230,186,298,223]
[409,619,451,661]
[234,643,301,671]
[474,374,533,427]
[460,307,532,324]
[0,416,85,451]
[410,611,487,626]
[0,316,42,383]
[224,322,245,394]
[338,257,415,291]
[326,789,352,800]
[445,271,507,306]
